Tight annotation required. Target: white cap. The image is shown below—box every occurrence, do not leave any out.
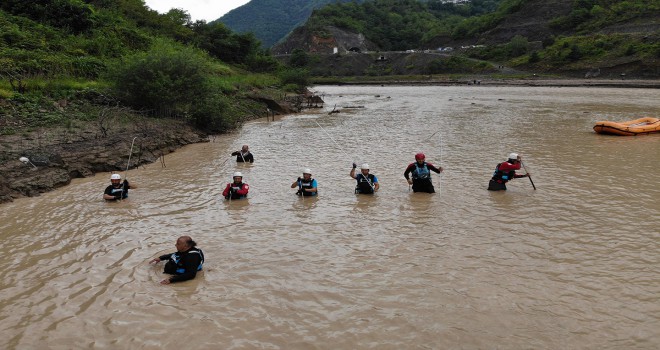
[508,153,519,160]
[111,174,121,180]
[360,163,369,170]
[303,168,311,174]
[233,171,243,178]
[19,157,29,163]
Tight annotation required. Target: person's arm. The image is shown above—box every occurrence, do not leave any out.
[231,151,239,156]
[291,178,301,189]
[247,153,254,163]
[235,183,249,196]
[150,253,172,264]
[427,162,443,174]
[498,162,521,172]
[222,184,231,197]
[124,180,135,189]
[305,179,318,193]
[404,164,413,184]
[350,163,357,179]
[164,253,201,284]
[373,176,379,191]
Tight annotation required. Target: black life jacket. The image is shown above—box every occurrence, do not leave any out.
[297,177,317,196]
[170,248,205,274]
[355,173,376,194]
[492,163,515,183]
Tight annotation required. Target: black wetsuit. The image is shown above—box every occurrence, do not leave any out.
[404,162,442,193]
[104,180,130,199]
[158,247,205,283]
[231,151,254,163]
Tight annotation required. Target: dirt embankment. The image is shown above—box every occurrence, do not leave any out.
[0,117,208,203]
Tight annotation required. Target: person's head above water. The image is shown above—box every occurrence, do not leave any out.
[175,236,196,252]
[360,163,370,175]
[508,153,520,163]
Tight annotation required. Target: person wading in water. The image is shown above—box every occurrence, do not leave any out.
[150,236,204,285]
[350,163,379,194]
[231,145,254,163]
[223,172,249,200]
[404,152,443,193]
[291,168,318,197]
[488,153,530,191]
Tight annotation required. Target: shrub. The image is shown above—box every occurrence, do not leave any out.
[107,40,212,115]
[528,51,540,63]
[190,95,230,132]
[289,49,310,68]
[278,68,309,92]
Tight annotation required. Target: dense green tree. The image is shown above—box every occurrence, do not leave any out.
[289,49,310,67]
[1,0,96,34]
[107,40,212,113]
[509,35,529,56]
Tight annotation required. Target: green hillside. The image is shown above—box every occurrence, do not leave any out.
[0,0,297,135]
[218,0,364,48]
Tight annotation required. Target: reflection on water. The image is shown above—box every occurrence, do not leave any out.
[0,86,659,349]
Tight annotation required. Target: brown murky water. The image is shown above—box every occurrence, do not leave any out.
[1,86,659,349]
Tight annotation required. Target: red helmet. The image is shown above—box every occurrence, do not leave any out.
[415,153,425,161]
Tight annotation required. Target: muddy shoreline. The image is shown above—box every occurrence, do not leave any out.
[0,118,209,204]
[321,78,660,89]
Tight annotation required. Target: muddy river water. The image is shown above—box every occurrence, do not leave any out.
[1,85,659,349]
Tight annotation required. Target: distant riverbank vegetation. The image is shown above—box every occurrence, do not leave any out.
[0,0,307,135]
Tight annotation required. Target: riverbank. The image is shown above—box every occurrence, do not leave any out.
[0,117,209,203]
[313,76,660,89]
[0,91,302,204]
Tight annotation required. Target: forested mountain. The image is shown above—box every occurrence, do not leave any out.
[275,0,660,77]
[218,0,364,48]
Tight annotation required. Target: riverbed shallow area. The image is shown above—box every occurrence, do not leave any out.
[1,85,658,349]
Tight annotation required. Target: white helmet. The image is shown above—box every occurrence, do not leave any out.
[110,174,121,180]
[233,171,243,178]
[303,168,311,174]
[508,153,518,160]
[360,163,369,170]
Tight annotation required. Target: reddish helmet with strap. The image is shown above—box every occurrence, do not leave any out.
[415,152,425,161]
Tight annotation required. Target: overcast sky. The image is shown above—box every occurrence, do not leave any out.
[143,0,251,22]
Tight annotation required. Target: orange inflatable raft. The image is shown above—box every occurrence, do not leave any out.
[593,117,660,136]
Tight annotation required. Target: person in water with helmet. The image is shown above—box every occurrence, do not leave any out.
[404,152,443,193]
[488,153,531,191]
[350,163,379,194]
[103,173,134,200]
[149,236,204,285]
[291,168,318,196]
[223,171,249,199]
[231,145,254,163]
